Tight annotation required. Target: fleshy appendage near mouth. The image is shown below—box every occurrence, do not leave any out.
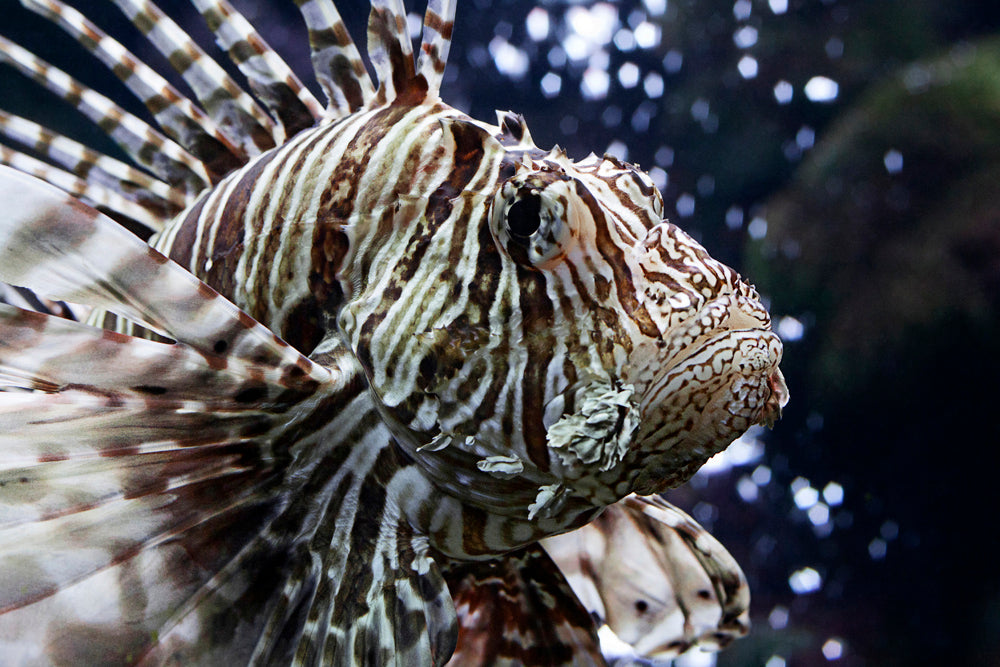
[624,290,788,496]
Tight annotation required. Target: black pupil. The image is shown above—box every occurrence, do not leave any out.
[506,194,542,238]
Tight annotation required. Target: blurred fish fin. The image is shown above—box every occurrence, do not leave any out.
[443,543,606,667]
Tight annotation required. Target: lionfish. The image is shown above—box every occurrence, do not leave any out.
[0,0,788,665]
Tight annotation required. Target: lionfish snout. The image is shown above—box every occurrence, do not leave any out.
[620,220,788,493]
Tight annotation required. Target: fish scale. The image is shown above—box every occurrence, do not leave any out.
[0,1,788,665]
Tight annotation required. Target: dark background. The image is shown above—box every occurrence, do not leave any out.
[3,1,1000,665]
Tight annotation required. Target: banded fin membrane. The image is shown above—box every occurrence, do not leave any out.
[543,495,751,660]
[0,167,457,665]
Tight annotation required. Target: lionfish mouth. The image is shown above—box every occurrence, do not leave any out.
[624,286,788,493]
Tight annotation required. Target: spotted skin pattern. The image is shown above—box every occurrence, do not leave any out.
[0,1,788,665]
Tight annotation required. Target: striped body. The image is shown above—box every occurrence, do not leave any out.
[0,0,788,664]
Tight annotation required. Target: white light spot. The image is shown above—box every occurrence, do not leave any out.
[765,656,786,667]
[691,98,710,121]
[768,605,789,629]
[725,205,744,229]
[733,0,752,21]
[547,45,567,68]
[733,25,758,48]
[822,638,845,661]
[884,149,904,174]
[581,67,611,100]
[808,502,830,526]
[738,55,758,79]
[588,49,610,72]
[643,71,664,98]
[631,103,655,132]
[789,567,822,594]
[618,62,640,88]
[777,315,804,341]
[649,166,668,190]
[655,145,674,167]
[693,501,717,525]
[676,192,696,217]
[489,37,530,79]
[613,28,636,51]
[796,126,815,149]
[526,8,550,42]
[406,12,423,39]
[634,21,661,49]
[664,48,684,73]
[643,0,667,16]
[823,482,844,506]
[805,76,839,102]
[748,216,768,239]
[868,538,887,560]
[773,79,794,104]
[605,140,628,161]
[563,33,591,62]
[769,0,788,14]
[793,484,819,510]
[737,475,759,502]
[752,464,772,486]
[540,72,562,98]
[566,4,618,47]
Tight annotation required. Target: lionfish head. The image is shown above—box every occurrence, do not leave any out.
[486,117,787,497]
[341,110,787,509]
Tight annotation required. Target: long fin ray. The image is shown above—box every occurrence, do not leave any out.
[19,0,247,182]
[0,145,167,232]
[368,0,422,104]
[417,0,456,96]
[191,0,324,136]
[0,110,186,226]
[107,0,279,154]
[0,35,211,194]
[294,0,375,116]
[0,166,329,384]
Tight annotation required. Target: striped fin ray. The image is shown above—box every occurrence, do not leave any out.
[417,0,457,96]
[543,495,751,660]
[107,0,278,153]
[368,0,422,104]
[0,166,329,383]
[0,110,186,227]
[20,0,246,183]
[191,0,324,136]
[443,544,606,666]
[0,34,211,195]
[0,144,167,232]
[293,0,375,116]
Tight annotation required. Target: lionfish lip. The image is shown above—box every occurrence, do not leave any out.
[759,367,790,428]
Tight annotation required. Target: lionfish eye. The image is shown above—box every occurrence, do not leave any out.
[506,194,542,238]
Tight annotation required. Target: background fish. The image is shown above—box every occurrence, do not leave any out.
[0,1,787,665]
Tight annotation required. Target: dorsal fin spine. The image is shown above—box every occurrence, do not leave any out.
[107,0,278,153]
[0,34,211,194]
[368,0,417,104]
[417,0,457,96]
[19,0,247,176]
[293,0,376,116]
[190,0,325,136]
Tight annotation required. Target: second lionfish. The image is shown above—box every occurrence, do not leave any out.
[0,0,788,665]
